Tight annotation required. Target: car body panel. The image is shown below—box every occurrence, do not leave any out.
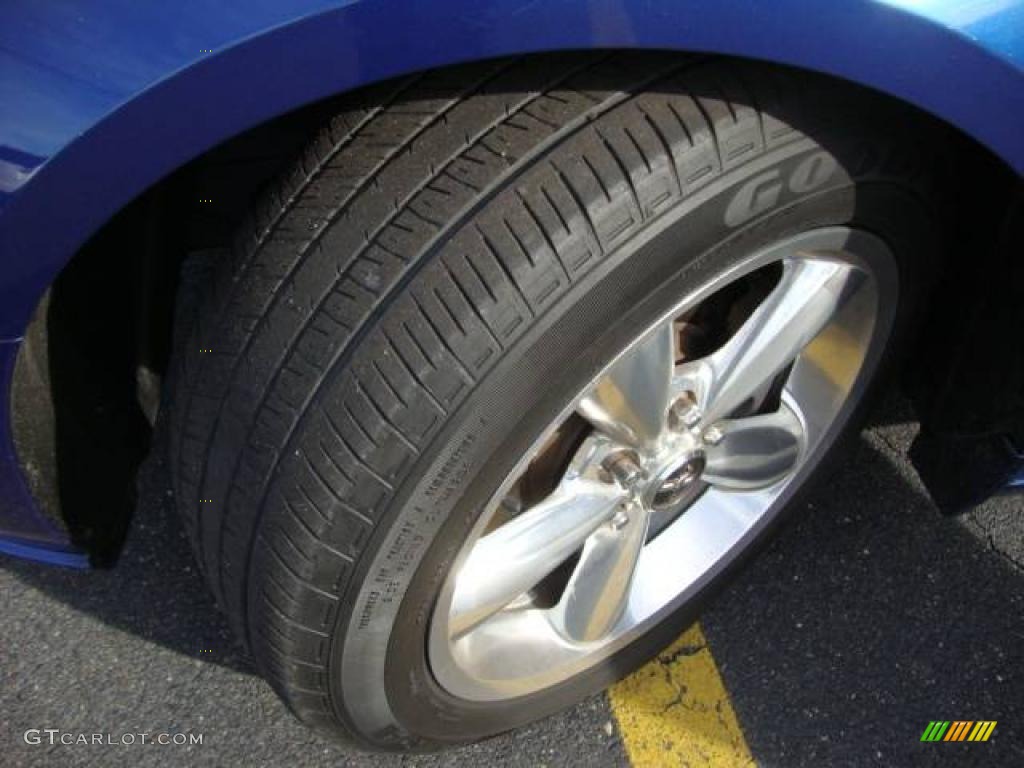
[1,0,1022,564]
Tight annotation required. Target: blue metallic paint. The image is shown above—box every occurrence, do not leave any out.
[0,535,90,569]
[0,0,1021,564]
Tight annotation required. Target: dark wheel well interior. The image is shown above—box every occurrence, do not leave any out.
[10,52,1020,564]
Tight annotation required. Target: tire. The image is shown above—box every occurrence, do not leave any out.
[167,52,946,750]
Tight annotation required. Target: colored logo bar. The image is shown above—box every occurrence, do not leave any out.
[920,721,997,742]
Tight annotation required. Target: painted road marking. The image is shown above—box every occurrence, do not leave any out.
[610,623,754,767]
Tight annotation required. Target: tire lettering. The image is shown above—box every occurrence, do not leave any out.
[724,169,782,227]
[725,151,840,228]
[788,151,838,194]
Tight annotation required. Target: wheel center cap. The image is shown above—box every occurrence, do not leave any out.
[647,452,706,510]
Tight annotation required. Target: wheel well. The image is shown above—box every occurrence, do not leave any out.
[9,96,337,562]
[10,53,1019,561]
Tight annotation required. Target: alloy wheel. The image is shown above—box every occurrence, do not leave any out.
[429,227,896,701]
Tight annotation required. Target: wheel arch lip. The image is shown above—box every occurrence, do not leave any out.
[0,0,1022,559]
[1,0,1023,339]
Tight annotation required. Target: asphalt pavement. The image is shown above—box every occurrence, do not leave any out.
[2,395,1022,767]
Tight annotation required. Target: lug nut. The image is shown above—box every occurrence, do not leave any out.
[702,424,724,446]
[669,391,702,430]
[611,508,630,530]
[601,451,645,489]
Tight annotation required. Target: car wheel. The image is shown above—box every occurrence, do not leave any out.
[168,52,943,749]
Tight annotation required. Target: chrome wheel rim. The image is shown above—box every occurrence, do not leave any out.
[428,227,897,701]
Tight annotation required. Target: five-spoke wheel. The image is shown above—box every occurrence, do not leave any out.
[430,228,895,701]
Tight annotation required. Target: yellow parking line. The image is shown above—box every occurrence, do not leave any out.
[609,623,755,767]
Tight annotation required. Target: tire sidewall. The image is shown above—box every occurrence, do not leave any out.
[331,137,935,748]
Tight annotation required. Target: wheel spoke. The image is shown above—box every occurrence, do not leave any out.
[577,320,675,453]
[449,479,626,637]
[554,503,649,643]
[688,258,866,425]
[703,402,804,490]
